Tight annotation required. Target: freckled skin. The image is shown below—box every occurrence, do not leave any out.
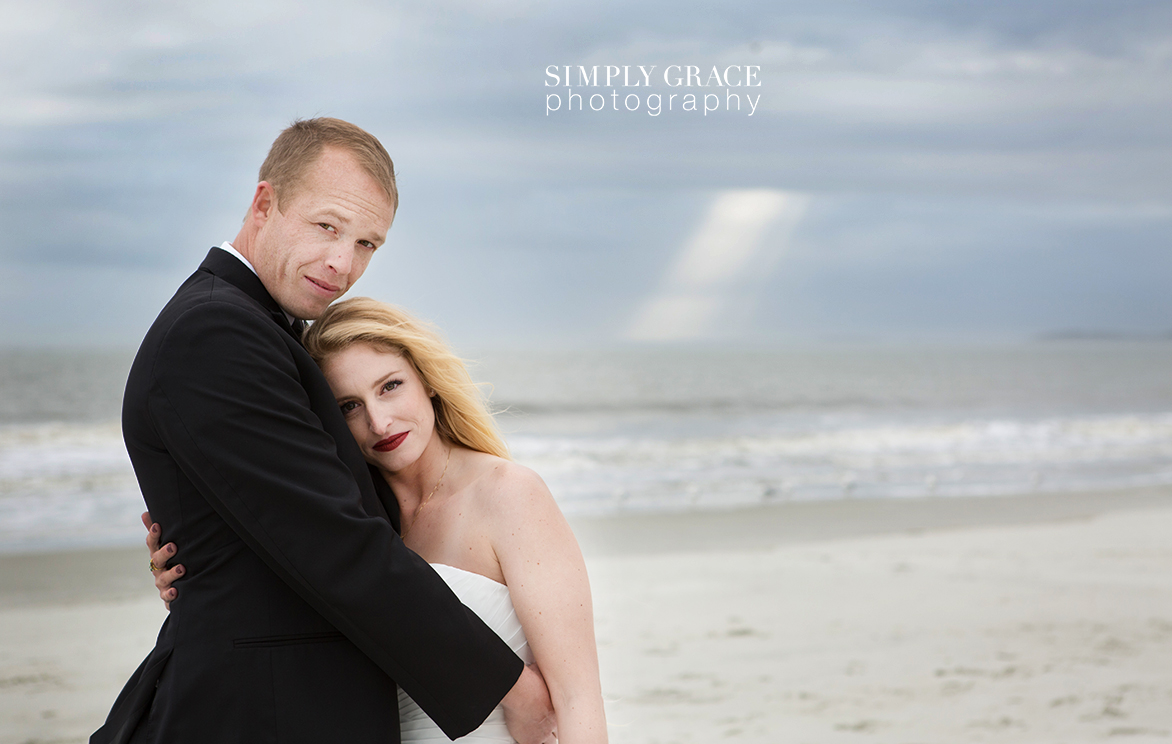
[322,345,438,488]
[321,343,608,744]
[238,147,394,321]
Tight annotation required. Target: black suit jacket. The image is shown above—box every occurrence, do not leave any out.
[92,248,522,743]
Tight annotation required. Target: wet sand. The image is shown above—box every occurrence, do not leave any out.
[2,487,1171,743]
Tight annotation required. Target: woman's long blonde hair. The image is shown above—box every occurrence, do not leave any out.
[304,297,510,460]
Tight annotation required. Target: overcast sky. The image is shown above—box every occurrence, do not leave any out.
[2,0,1169,348]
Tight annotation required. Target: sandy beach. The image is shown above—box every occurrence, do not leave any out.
[3,487,1171,743]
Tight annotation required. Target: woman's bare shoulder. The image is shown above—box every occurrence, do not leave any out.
[464,453,556,516]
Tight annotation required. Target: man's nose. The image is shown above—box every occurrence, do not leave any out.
[325,245,354,275]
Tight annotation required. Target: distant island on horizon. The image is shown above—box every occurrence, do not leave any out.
[1035,329,1172,342]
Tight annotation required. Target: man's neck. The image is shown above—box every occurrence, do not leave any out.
[218,242,298,325]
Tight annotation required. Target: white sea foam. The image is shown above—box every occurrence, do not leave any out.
[4,412,1172,551]
[511,412,1172,514]
[0,422,143,552]
[3,344,1172,552]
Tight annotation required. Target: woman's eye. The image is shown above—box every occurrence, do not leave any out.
[339,401,359,414]
[382,380,401,392]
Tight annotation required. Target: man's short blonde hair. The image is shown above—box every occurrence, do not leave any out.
[258,117,398,214]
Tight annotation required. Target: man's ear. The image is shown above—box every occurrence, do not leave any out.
[248,182,277,226]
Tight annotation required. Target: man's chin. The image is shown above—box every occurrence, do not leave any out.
[297,306,328,321]
[284,295,336,321]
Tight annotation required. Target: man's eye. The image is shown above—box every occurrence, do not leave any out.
[359,240,376,250]
[319,223,336,233]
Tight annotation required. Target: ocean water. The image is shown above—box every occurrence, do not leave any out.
[2,343,1171,553]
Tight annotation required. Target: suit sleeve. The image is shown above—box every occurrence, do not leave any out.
[147,300,522,739]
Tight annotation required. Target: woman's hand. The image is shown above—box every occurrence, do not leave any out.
[143,512,184,609]
[500,663,557,744]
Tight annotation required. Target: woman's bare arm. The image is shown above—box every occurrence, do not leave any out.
[487,464,607,744]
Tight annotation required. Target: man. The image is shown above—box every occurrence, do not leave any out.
[92,119,553,744]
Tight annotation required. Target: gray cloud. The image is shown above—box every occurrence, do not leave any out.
[1,0,1169,346]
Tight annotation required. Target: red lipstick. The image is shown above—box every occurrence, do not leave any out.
[373,432,408,452]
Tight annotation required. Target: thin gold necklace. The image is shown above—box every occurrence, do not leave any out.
[403,445,450,538]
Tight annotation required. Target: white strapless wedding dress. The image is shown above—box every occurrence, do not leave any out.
[399,563,534,743]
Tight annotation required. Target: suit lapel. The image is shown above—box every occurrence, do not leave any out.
[197,246,394,524]
[370,465,402,533]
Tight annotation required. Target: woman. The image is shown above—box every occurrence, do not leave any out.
[146,297,607,744]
